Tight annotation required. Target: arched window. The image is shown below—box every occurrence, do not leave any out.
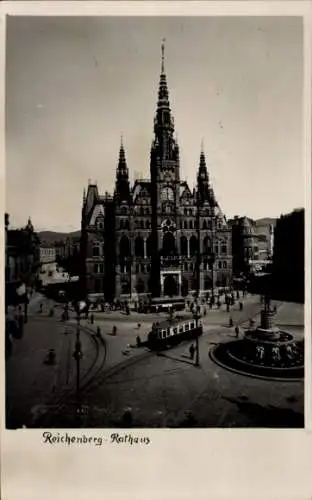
[204,277,211,290]
[136,279,145,294]
[208,220,212,230]
[180,236,188,256]
[189,220,193,229]
[221,241,227,254]
[162,232,176,256]
[190,235,197,257]
[203,219,207,230]
[93,242,101,257]
[135,236,144,257]
[96,218,104,230]
[184,208,188,216]
[184,220,187,229]
[146,235,152,257]
[119,236,130,259]
[203,236,211,255]
[218,261,222,269]
[214,242,219,255]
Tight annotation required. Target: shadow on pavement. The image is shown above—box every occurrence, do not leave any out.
[222,396,304,428]
[157,352,195,366]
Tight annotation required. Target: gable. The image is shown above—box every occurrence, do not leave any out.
[89,204,105,226]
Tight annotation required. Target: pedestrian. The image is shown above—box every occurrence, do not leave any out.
[229,317,233,327]
[90,313,94,324]
[235,325,240,338]
[189,344,195,360]
[226,304,230,313]
[39,303,43,313]
[239,301,243,311]
[136,335,141,347]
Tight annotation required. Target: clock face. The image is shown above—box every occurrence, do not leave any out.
[160,186,174,202]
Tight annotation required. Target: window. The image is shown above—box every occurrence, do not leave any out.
[179,325,184,333]
[161,187,174,202]
[189,220,193,229]
[184,208,188,216]
[173,328,178,334]
[93,243,100,257]
[221,241,227,254]
[140,220,144,229]
[184,220,187,229]
[203,220,207,229]
[190,322,195,329]
[146,220,151,229]
[223,261,227,268]
[218,261,222,269]
[125,220,129,230]
[214,245,219,255]
[185,324,189,331]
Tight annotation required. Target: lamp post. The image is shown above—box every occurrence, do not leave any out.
[73,310,83,425]
[194,188,201,367]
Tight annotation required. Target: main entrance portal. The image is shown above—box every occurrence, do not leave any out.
[163,274,178,297]
[160,270,182,297]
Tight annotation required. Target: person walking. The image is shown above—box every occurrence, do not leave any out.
[235,325,240,338]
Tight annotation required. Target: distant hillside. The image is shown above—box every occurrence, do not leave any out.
[38,230,80,244]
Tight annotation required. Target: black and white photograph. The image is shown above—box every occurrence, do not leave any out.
[4,14,306,431]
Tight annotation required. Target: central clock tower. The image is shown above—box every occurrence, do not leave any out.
[150,40,181,296]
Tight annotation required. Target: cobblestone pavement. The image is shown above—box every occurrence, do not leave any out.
[5,294,304,428]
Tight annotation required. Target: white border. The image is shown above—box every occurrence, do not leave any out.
[1,3,311,500]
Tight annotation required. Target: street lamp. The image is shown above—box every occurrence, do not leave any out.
[73,309,83,424]
[194,188,201,367]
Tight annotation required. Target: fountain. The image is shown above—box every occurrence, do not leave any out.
[210,296,304,380]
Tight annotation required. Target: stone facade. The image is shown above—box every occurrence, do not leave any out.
[81,43,232,300]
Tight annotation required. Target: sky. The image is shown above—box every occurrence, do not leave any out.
[6,16,303,232]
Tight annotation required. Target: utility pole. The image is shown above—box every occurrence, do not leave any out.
[73,311,83,425]
[195,187,201,367]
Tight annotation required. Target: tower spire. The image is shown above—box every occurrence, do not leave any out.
[115,137,130,201]
[161,38,165,74]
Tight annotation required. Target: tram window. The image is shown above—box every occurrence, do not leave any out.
[185,325,189,331]
[162,330,166,338]
[173,328,178,334]
[190,322,195,329]
[179,326,184,333]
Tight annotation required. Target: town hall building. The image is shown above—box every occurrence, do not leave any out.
[80,42,232,301]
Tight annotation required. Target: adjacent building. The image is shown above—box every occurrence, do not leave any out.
[5,215,40,304]
[80,43,232,301]
[230,216,274,277]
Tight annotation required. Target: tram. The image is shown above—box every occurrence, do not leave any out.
[147,317,203,350]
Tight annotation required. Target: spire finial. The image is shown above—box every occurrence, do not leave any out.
[161,38,166,74]
[120,133,124,148]
[200,138,204,153]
